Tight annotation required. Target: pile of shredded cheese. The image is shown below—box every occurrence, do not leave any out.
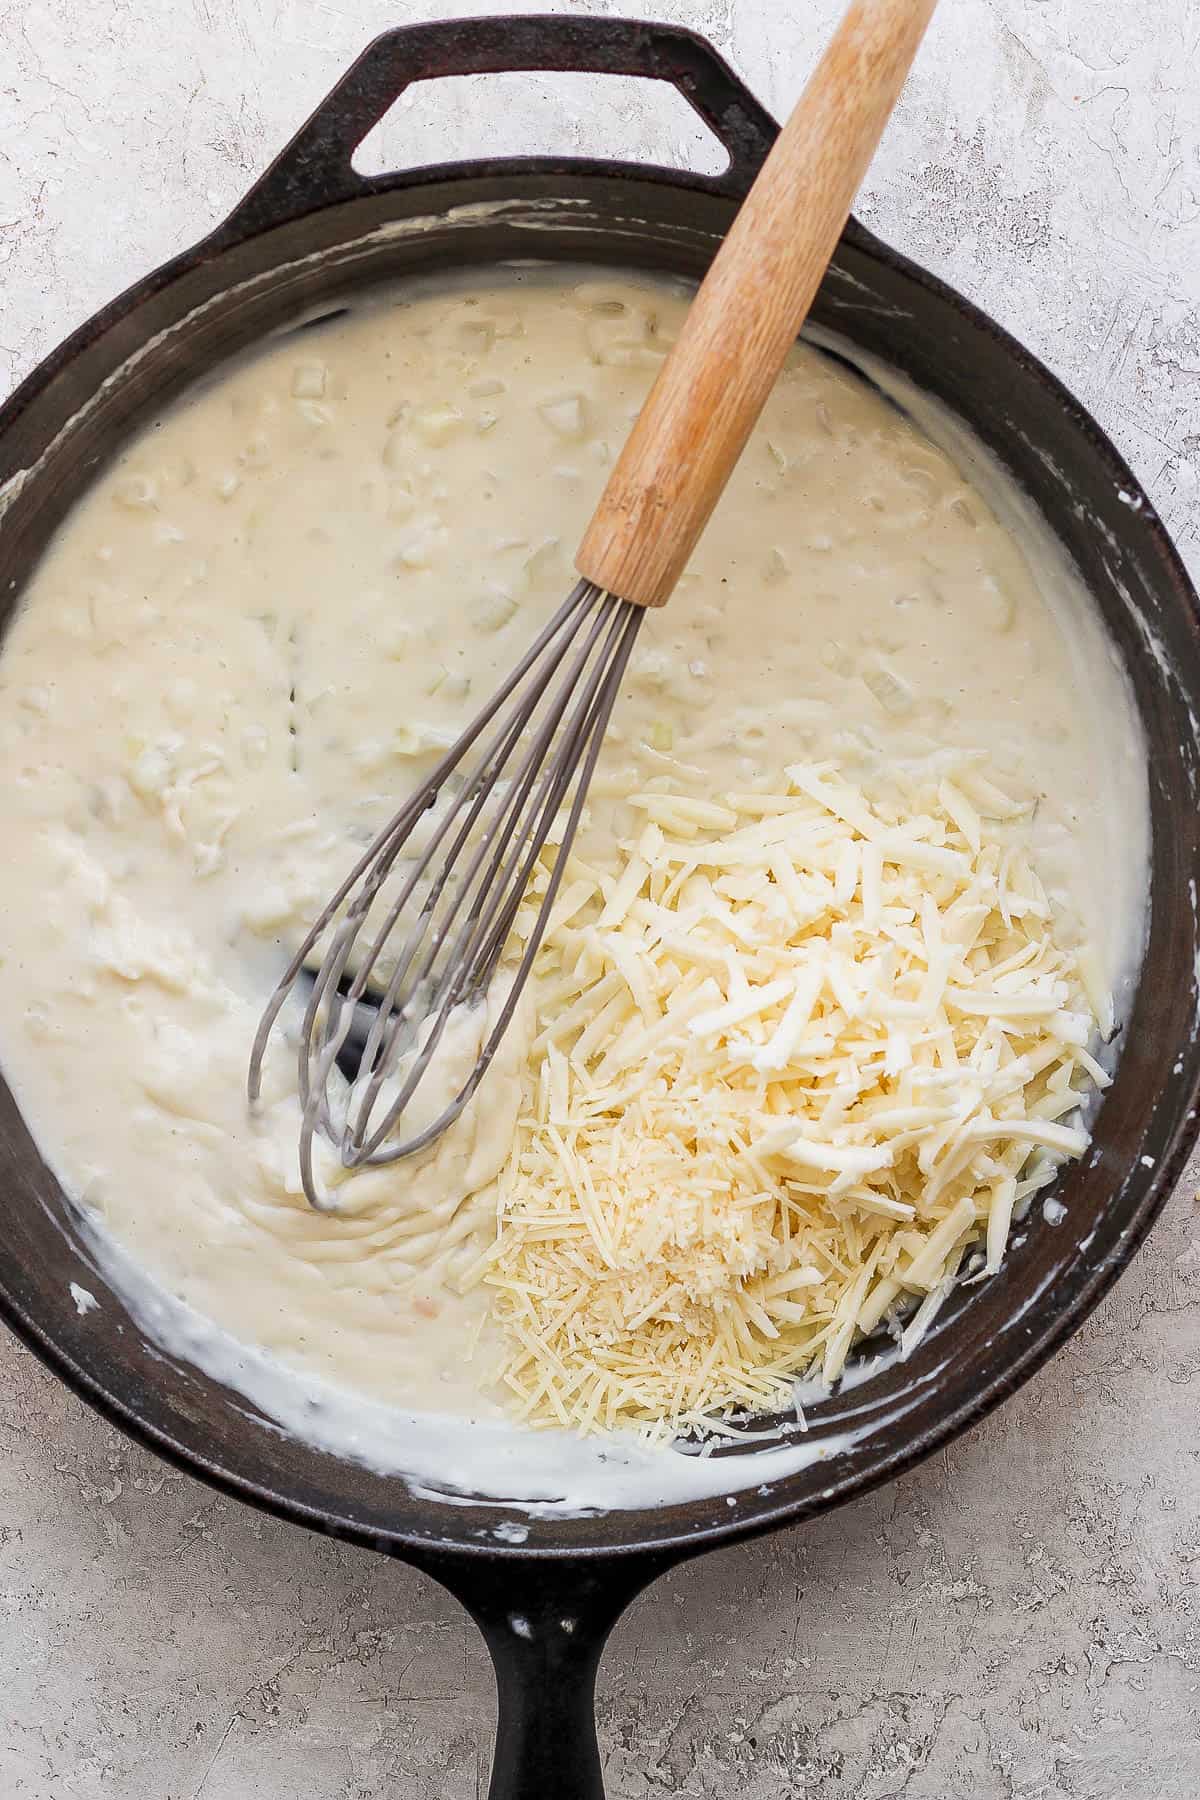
[471,761,1110,1438]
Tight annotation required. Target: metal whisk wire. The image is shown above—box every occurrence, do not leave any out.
[247,580,642,1210]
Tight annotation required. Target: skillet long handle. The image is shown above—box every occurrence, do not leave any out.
[483,1600,610,1798]
[576,0,939,610]
[412,1549,669,1799]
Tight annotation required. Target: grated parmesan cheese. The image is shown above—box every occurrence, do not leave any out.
[475,761,1109,1437]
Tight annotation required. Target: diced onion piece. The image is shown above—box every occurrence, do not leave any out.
[538,394,588,441]
[862,659,914,718]
[412,404,464,445]
[290,361,327,399]
[473,589,519,633]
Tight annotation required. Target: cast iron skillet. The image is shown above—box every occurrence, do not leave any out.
[1,18,1198,1797]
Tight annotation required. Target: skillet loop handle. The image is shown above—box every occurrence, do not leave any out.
[217,14,780,241]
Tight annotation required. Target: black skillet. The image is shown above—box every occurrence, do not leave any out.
[1,18,1198,1798]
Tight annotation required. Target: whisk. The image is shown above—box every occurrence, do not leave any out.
[248,0,939,1211]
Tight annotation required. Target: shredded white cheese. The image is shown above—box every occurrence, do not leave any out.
[474,764,1108,1439]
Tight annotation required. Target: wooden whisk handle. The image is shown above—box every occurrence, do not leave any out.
[576,0,939,610]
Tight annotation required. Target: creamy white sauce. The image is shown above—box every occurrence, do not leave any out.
[0,269,1147,1506]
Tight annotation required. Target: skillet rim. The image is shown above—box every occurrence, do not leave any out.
[1,138,1198,1570]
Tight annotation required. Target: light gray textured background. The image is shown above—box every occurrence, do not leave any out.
[2,2,1198,1795]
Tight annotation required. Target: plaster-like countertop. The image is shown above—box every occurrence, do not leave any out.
[1,3,1197,1794]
